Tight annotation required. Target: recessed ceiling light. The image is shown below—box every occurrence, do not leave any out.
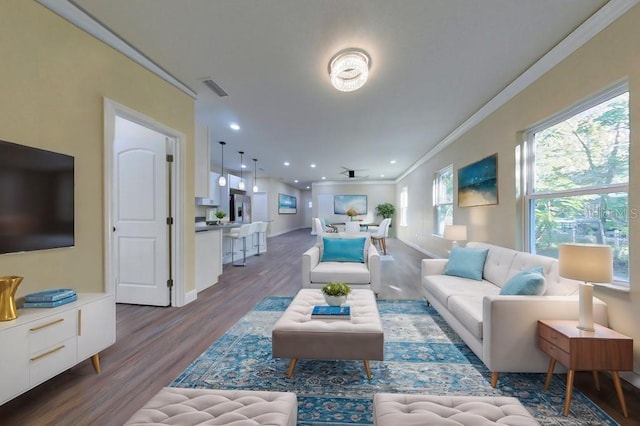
[390,160,396,164]
[306,186,310,189]
[310,164,316,168]
[380,174,385,177]
[241,164,246,169]
[294,179,299,183]
[284,161,290,166]
[322,176,326,180]
[230,123,240,131]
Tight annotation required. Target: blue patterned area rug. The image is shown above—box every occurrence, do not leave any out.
[171,297,617,426]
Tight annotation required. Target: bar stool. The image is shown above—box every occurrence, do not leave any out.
[230,224,252,266]
[249,221,261,255]
[256,221,269,255]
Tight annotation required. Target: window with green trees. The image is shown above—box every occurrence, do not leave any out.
[525,85,629,284]
[433,165,453,236]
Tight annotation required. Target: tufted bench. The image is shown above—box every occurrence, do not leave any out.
[272,289,384,379]
[373,393,539,426]
[124,387,297,426]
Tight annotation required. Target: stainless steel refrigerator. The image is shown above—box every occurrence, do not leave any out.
[229,190,251,223]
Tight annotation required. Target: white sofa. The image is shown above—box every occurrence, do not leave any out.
[302,232,381,293]
[421,242,608,387]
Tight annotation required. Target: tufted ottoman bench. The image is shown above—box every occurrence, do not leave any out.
[373,393,539,426]
[272,289,384,379]
[124,387,297,426]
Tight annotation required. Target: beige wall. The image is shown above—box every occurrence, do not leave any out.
[261,178,306,236]
[0,1,195,297]
[398,5,640,371]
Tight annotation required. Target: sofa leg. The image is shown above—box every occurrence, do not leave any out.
[490,372,499,387]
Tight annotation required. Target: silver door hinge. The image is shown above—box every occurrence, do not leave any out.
[167,279,174,288]
[166,154,174,163]
[166,217,174,225]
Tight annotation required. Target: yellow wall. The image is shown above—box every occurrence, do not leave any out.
[398,4,640,371]
[0,1,195,296]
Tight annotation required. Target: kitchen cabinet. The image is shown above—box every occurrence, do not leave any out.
[195,229,222,292]
[194,121,211,198]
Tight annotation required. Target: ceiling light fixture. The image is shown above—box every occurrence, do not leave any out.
[329,48,371,92]
[252,158,259,192]
[218,141,227,186]
[238,151,245,190]
[230,123,240,131]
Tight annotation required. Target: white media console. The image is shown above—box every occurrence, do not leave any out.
[0,293,115,405]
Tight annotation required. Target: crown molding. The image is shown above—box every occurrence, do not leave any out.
[397,0,639,183]
[36,0,198,99]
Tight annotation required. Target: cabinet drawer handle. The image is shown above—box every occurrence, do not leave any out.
[30,345,65,361]
[78,309,82,336]
[30,318,64,332]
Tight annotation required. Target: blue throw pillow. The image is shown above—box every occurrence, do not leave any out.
[443,247,489,281]
[500,266,547,295]
[321,237,366,263]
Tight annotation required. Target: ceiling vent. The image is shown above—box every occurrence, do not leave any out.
[201,79,228,97]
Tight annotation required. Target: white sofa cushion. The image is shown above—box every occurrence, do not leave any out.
[424,275,500,308]
[310,261,372,284]
[467,242,517,286]
[448,295,484,340]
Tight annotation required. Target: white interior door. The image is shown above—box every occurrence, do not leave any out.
[252,192,268,222]
[113,117,171,306]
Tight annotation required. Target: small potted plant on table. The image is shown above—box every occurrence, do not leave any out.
[214,210,226,224]
[321,282,352,306]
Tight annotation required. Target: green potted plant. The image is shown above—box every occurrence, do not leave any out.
[214,210,227,224]
[375,202,395,219]
[321,282,351,306]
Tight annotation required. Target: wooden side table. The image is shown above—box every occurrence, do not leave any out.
[537,319,633,417]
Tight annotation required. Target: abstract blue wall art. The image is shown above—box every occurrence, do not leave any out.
[278,193,297,214]
[458,154,498,207]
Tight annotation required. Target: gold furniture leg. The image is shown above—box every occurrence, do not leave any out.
[286,359,297,378]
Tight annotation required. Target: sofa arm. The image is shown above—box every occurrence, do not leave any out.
[368,243,381,293]
[482,295,608,374]
[421,258,448,276]
[302,245,320,288]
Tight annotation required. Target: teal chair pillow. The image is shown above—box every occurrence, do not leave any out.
[321,237,366,263]
[500,266,547,295]
[443,247,489,281]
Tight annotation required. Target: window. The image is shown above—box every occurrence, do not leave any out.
[399,186,408,227]
[525,86,629,284]
[433,165,453,236]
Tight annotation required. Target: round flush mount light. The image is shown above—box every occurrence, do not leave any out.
[329,48,371,92]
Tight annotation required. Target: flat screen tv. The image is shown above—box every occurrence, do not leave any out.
[0,140,74,254]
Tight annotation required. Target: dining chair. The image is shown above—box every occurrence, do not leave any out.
[370,218,391,255]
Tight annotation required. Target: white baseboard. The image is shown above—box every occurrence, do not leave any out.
[619,370,640,389]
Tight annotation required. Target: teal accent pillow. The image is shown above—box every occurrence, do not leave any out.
[443,247,489,281]
[321,237,366,263]
[500,266,547,295]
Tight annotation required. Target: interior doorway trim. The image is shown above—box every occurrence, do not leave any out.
[103,98,187,307]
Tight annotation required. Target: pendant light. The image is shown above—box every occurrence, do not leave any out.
[252,158,259,192]
[218,141,227,186]
[238,151,245,190]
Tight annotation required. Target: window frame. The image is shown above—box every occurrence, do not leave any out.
[433,165,453,237]
[399,186,408,227]
[523,82,629,287]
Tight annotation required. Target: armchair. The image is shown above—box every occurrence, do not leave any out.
[302,232,381,293]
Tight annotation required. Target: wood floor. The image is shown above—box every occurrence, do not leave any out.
[0,228,638,425]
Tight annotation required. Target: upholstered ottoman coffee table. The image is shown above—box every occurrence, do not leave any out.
[125,387,297,426]
[373,393,539,426]
[272,289,384,379]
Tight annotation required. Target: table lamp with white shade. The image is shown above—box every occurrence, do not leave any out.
[558,243,613,332]
[443,225,467,248]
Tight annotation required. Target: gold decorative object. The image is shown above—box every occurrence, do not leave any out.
[0,276,24,321]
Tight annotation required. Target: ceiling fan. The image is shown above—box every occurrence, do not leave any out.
[339,166,368,179]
